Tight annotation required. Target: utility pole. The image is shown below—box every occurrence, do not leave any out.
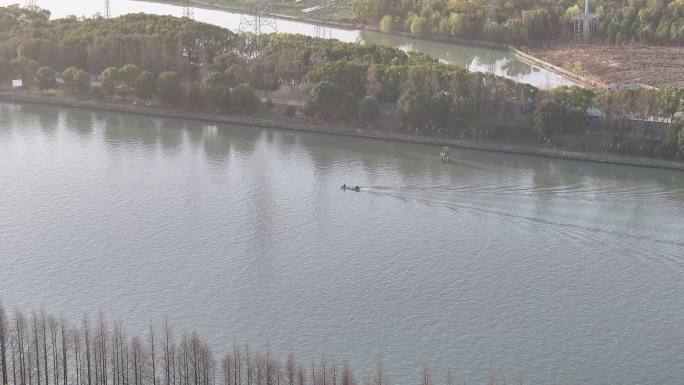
[311,0,330,39]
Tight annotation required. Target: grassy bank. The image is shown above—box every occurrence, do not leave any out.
[3,90,683,171]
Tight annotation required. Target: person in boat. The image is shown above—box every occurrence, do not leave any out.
[341,184,347,190]
[353,186,360,192]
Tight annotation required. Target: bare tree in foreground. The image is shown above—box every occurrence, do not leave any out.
[0,302,511,385]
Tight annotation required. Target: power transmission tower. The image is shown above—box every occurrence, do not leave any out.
[182,0,194,19]
[239,0,277,56]
[302,0,330,39]
[104,0,111,18]
[25,0,38,10]
[312,0,331,39]
[573,0,597,42]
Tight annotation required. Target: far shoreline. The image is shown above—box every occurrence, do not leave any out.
[2,91,683,172]
[131,0,595,89]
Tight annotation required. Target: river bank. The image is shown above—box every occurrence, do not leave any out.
[137,0,593,89]
[171,0,682,89]
[2,91,682,171]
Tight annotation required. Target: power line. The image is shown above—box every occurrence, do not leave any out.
[305,0,330,39]
[317,0,332,39]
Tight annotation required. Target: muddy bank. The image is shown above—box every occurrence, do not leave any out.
[528,44,684,88]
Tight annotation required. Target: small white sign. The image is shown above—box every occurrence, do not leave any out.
[12,79,23,88]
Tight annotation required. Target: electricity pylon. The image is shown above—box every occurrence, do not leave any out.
[182,0,194,19]
[239,0,278,56]
[25,0,38,10]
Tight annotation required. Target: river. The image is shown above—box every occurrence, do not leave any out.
[1,102,683,385]
[0,0,576,89]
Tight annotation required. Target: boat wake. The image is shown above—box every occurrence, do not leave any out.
[362,185,684,250]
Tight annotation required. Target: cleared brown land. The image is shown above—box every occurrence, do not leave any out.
[528,44,684,88]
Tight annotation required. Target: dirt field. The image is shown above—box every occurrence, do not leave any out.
[528,44,684,88]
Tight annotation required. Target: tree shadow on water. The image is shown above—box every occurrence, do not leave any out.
[65,109,94,138]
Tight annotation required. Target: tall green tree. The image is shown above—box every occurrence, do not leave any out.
[73,69,91,94]
[533,100,565,138]
[10,56,39,84]
[449,96,475,131]
[63,67,91,94]
[201,71,231,112]
[120,64,142,90]
[398,91,430,128]
[157,71,181,106]
[309,80,346,120]
[35,66,57,91]
[658,86,683,121]
[231,83,260,115]
[135,71,157,99]
[62,67,80,89]
[379,15,393,32]
[0,58,10,82]
[359,96,381,124]
[100,67,120,95]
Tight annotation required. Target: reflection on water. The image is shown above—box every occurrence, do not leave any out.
[104,114,162,148]
[65,109,94,137]
[358,30,575,88]
[1,103,684,385]
[0,0,575,89]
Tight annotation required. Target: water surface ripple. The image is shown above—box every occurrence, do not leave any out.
[1,103,683,385]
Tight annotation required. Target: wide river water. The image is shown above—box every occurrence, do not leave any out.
[1,102,684,385]
[0,0,576,89]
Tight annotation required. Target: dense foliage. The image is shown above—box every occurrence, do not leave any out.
[351,0,684,45]
[35,66,57,90]
[62,66,91,94]
[0,6,682,159]
[0,5,238,79]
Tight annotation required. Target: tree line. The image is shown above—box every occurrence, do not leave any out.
[0,5,682,159]
[350,0,684,45]
[0,303,482,385]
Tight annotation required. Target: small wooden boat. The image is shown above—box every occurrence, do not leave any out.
[440,146,450,163]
